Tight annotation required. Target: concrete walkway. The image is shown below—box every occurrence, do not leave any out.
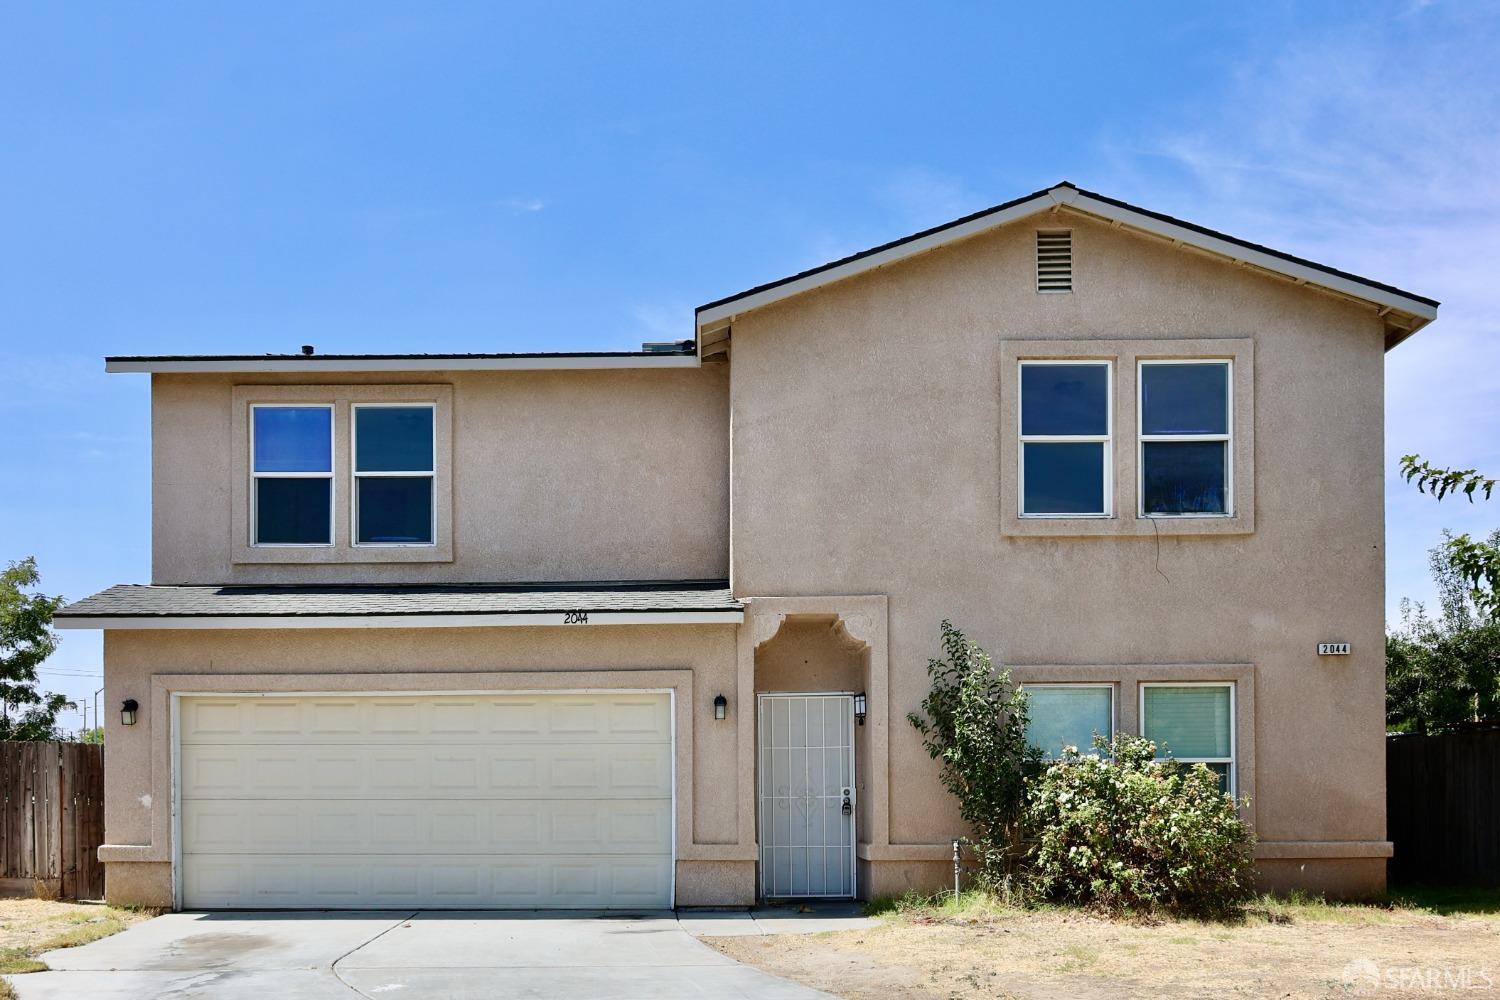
[679,902,879,937]
[6,908,865,999]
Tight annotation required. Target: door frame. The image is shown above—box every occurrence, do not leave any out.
[755,691,858,900]
[170,688,678,911]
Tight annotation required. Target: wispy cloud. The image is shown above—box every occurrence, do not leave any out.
[1098,8,1500,618]
[0,356,102,409]
[876,167,984,228]
[495,196,546,214]
[630,301,692,343]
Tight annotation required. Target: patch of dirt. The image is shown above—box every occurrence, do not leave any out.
[706,910,1500,999]
[0,899,146,954]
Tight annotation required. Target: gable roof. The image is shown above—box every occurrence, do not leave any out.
[695,182,1438,351]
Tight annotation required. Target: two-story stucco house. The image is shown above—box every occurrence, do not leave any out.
[58,182,1438,910]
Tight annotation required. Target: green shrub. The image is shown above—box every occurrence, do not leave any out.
[908,621,1040,878]
[1026,733,1255,916]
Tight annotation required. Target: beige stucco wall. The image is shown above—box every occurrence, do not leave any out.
[727,212,1391,890]
[112,205,1400,903]
[151,366,729,585]
[101,624,754,907]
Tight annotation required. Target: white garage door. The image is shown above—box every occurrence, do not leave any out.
[177,692,674,909]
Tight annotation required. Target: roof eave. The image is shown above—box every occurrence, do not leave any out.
[104,353,701,375]
[54,609,744,629]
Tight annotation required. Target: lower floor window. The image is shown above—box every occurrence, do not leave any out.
[1141,682,1235,793]
[1025,684,1114,759]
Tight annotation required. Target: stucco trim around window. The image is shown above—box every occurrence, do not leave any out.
[230,384,454,564]
[1000,338,1254,537]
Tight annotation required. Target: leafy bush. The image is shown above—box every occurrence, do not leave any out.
[908,620,1040,877]
[1026,733,1255,916]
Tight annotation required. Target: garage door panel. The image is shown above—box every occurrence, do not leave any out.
[182,798,671,855]
[178,693,674,909]
[182,854,674,909]
[182,743,671,799]
[180,693,671,745]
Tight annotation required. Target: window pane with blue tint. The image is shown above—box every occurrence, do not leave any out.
[1142,441,1226,514]
[253,407,331,473]
[356,406,434,472]
[357,477,433,544]
[1020,364,1108,436]
[1141,363,1228,435]
[1142,686,1232,759]
[1026,687,1112,759]
[1022,442,1104,514]
[255,478,331,544]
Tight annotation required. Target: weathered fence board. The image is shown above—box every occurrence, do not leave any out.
[1387,729,1500,887]
[0,742,105,900]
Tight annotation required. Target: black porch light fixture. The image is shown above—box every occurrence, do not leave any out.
[713,694,728,721]
[120,699,139,726]
[854,692,867,726]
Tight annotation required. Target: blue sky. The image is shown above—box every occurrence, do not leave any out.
[3,2,1497,729]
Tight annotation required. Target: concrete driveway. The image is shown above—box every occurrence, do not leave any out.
[7,909,844,999]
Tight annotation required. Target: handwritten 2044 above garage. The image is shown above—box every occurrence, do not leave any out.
[58,183,1437,908]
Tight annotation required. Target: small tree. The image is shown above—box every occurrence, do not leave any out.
[908,620,1039,878]
[1027,733,1255,917]
[1400,456,1500,617]
[0,557,68,741]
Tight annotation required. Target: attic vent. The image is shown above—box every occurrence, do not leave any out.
[1036,230,1073,293]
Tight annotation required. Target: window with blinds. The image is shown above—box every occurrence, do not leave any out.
[1141,683,1235,793]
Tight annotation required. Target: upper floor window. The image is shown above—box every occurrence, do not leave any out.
[251,405,333,546]
[1018,361,1111,517]
[1139,360,1231,516]
[353,404,435,546]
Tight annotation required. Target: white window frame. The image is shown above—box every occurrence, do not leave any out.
[351,402,438,548]
[1017,359,1113,518]
[1022,682,1115,759]
[1139,681,1236,795]
[1137,359,1233,518]
[249,402,334,548]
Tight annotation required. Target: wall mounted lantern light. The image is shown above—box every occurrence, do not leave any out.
[713,694,727,721]
[120,699,139,726]
[854,692,867,726]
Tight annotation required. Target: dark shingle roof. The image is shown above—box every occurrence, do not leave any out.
[58,581,739,620]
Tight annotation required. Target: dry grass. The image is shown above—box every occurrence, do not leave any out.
[0,897,154,984]
[707,889,1500,999]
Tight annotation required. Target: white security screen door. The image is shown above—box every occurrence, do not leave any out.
[757,694,855,898]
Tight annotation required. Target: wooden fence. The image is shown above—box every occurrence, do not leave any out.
[0,743,105,900]
[1387,729,1500,887]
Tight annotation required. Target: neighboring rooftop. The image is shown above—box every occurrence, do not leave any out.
[56,580,742,628]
